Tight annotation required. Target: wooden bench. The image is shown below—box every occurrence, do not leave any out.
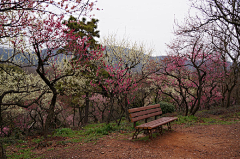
[128,104,178,139]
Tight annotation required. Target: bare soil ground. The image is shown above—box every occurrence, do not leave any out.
[7,122,240,159]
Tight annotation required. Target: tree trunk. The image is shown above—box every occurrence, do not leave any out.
[191,83,203,116]
[84,92,89,125]
[154,91,159,104]
[0,95,4,137]
[236,87,240,105]
[184,102,188,116]
[73,104,76,127]
[0,105,2,138]
[44,91,57,138]
[0,142,6,159]
[124,95,130,122]
[107,96,114,124]
[226,90,233,108]
[78,106,84,126]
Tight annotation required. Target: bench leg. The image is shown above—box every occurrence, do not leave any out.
[148,129,153,139]
[143,129,149,135]
[157,125,163,135]
[167,122,172,130]
[132,129,141,139]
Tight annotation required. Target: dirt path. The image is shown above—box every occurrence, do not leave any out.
[30,123,240,159]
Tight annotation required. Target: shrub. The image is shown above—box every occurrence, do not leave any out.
[158,101,175,114]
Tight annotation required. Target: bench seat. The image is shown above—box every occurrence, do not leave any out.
[136,117,178,129]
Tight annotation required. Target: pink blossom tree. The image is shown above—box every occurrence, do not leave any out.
[97,35,154,124]
[151,37,226,116]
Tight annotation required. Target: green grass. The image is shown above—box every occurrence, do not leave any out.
[54,128,75,137]
[134,135,151,142]
[52,122,134,143]
[175,112,239,127]
[17,140,28,144]
[174,105,240,127]
[175,115,198,125]
[200,117,238,125]
[47,148,54,151]
[7,147,35,159]
[15,145,28,148]
[1,137,17,145]
[31,137,43,144]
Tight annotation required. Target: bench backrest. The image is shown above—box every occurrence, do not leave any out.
[128,104,162,123]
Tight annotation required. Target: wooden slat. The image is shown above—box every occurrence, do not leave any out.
[136,117,178,129]
[128,104,160,113]
[131,111,162,122]
[130,108,162,118]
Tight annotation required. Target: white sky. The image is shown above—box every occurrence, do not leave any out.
[92,0,191,56]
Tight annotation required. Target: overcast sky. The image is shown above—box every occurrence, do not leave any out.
[92,0,191,56]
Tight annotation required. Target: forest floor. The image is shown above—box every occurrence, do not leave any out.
[5,106,240,159]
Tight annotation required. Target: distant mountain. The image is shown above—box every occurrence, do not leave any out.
[0,47,72,65]
[0,48,14,60]
[0,47,36,64]
[4,47,229,73]
[0,47,167,69]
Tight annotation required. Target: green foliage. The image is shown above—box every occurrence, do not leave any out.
[54,128,74,137]
[47,148,54,151]
[84,123,116,135]
[56,140,71,145]
[69,138,83,143]
[6,147,35,159]
[200,117,238,125]
[52,122,134,143]
[63,15,100,49]
[237,112,240,116]
[158,101,175,114]
[176,115,198,125]
[17,140,28,144]
[176,114,239,127]
[15,144,27,148]
[31,137,43,144]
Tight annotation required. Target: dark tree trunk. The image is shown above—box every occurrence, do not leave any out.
[0,105,2,138]
[0,142,6,159]
[73,104,76,127]
[226,90,233,108]
[78,106,83,126]
[191,85,203,116]
[236,87,240,105]
[124,95,130,122]
[154,91,159,104]
[44,91,57,138]
[107,95,114,124]
[84,92,89,125]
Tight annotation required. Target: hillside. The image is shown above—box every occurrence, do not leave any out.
[4,105,240,158]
